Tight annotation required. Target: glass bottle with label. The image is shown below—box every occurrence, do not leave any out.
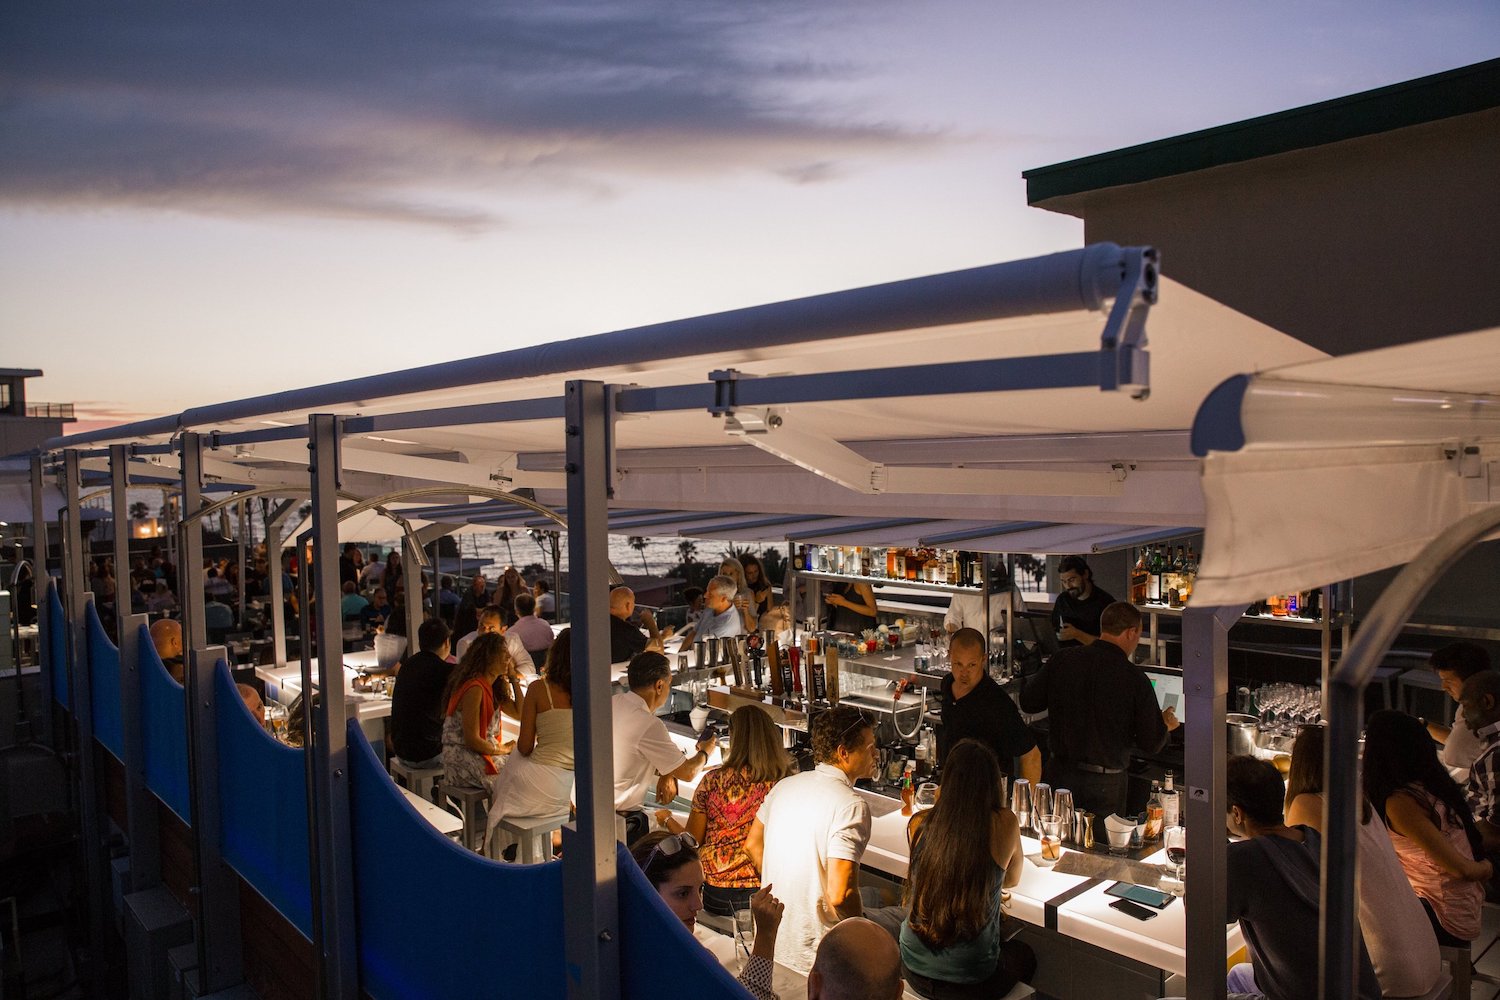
[1161,770,1180,829]
[1144,781,1165,841]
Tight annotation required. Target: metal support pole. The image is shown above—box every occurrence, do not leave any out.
[402,533,422,643]
[185,643,243,989]
[1321,505,1500,1000]
[180,433,206,656]
[62,450,108,987]
[561,380,620,1000]
[30,452,54,747]
[1182,604,1242,1000]
[265,500,296,670]
[308,414,358,999]
[119,609,160,889]
[111,447,162,889]
[237,500,247,631]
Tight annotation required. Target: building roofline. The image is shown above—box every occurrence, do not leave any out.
[0,369,44,379]
[1024,57,1500,206]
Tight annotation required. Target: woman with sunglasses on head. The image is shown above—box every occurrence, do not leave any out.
[657,705,795,917]
[900,739,1035,999]
[631,831,783,1000]
[440,632,519,803]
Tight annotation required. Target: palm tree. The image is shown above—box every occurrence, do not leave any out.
[628,536,649,575]
[497,530,516,566]
[128,501,150,520]
[676,539,698,565]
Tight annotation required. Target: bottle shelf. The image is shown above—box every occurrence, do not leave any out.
[793,568,986,597]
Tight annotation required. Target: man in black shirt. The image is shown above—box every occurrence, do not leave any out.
[1050,555,1115,648]
[608,586,669,663]
[389,619,453,768]
[1020,602,1177,832]
[937,628,1040,784]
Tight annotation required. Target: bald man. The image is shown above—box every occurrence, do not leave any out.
[149,618,185,683]
[807,918,903,1000]
[236,683,266,727]
[608,586,669,663]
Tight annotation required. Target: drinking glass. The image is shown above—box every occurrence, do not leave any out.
[1037,814,1063,866]
[884,631,901,661]
[914,782,938,811]
[1164,827,1188,881]
[734,907,755,964]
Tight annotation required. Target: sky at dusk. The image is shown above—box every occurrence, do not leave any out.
[3,1,1497,434]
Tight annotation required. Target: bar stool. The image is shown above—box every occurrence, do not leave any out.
[1439,943,1497,998]
[387,757,444,804]
[492,812,570,864]
[443,785,490,853]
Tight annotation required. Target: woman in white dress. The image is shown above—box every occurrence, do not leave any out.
[487,628,575,857]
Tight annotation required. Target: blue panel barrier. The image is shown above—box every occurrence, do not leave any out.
[85,602,124,761]
[138,625,191,823]
[48,581,68,710]
[618,840,750,999]
[215,662,313,938]
[347,720,567,1000]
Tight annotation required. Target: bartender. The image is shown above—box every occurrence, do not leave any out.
[937,628,1041,784]
[1051,555,1115,647]
[824,579,876,634]
[1020,602,1177,831]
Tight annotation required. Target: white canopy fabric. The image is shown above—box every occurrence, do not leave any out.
[1192,325,1500,605]
[41,247,1325,555]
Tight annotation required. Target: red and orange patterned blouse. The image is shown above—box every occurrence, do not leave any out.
[691,766,777,888]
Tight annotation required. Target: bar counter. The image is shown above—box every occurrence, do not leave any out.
[661,722,1242,994]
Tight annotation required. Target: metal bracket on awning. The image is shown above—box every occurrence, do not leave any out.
[1098,247,1158,399]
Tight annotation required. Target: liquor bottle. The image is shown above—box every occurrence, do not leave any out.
[894,548,907,581]
[886,547,898,579]
[970,552,984,588]
[1146,546,1162,603]
[1161,770,1180,829]
[1131,548,1149,605]
[1303,587,1322,621]
[914,730,930,778]
[1144,781,1164,841]
[860,547,872,577]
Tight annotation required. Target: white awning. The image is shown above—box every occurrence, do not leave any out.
[1191,325,1500,605]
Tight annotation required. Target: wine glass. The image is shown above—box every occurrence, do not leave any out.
[884,630,901,661]
[914,782,938,811]
[1164,825,1186,884]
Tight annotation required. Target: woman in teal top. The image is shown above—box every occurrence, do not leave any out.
[900,739,1035,998]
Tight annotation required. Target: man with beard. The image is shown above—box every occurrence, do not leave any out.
[1050,555,1115,648]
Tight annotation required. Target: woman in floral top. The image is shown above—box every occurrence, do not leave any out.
[664,705,795,916]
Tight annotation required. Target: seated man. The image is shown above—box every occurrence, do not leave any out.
[361,587,391,629]
[1223,754,1379,1000]
[1427,642,1495,780]
[453,606,537,677]
[149,618,185,683]
[677,575,745,644]
[340,580,369,620]
[808,917,905,1000]
[1460,670,1500,851]
[608,586,669,663]
[508,592,554,659]
[611,651,715,845]
[533,579,556,621]
[746,705,885,974]
[389,620,454,770]
[236,683,266,727]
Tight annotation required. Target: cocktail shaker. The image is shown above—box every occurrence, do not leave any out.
[1010,778,1032,834]
[1032,783,1053,837]
[1073,811,1095,849]
[1053,788,1075,843]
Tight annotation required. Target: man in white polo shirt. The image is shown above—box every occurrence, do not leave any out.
[612,650,716,845]
[746,704,880,974]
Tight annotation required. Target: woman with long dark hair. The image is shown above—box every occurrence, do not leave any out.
[1285,724,1441,998]
[440,632,519,800]
[487,629,575,856]
[900,739,1035,998]
[740,554,773,619]
[1362,710,1493,948]
[658,705,794,915]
